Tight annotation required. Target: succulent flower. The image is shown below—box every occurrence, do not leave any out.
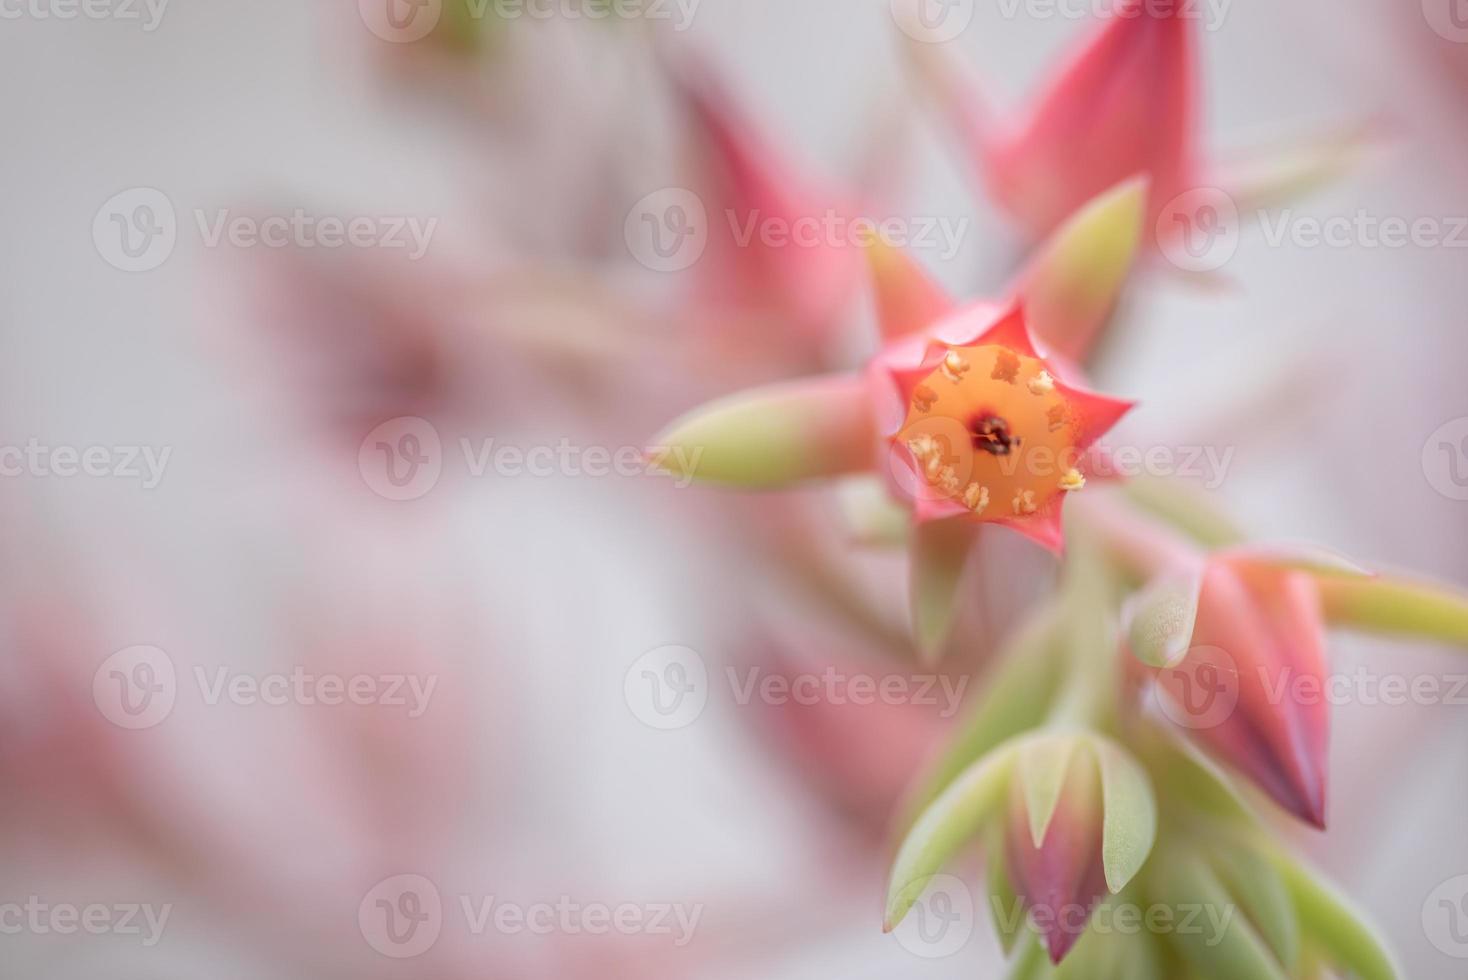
[648,180,1145,658]
[904,0,1375,249]
[885,731,1157,965]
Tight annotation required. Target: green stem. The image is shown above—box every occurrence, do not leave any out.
[1316,573,1468,648]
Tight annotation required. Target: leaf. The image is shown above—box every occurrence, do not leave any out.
[885,738,1023,930]
[1153,852,1289,980]
[1021,735,1080,848]
[1315,573,1468,649]
[836,476,909,547]
[909,518,981,664]
[865,238,954,342]
[647,374,874,487]
[1124,571,1202,668]
[1014,176,1148,363]
[895,603,1063,829]
[986,825,1027,956]
[1270,850,1399,980]
[1089,736,1157,894]
[1208,841,1300,971]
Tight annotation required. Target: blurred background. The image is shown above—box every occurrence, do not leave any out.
[0,0,1466,976]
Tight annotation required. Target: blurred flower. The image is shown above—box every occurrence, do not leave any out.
[905,0,1374,249]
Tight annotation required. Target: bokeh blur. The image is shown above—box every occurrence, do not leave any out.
[1,0,1467,977]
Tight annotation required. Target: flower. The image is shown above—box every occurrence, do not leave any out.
[647,181,1143,658]
[1126,551,1337,828]
[884,732,1158,965]
[875,301,1134,553]
[905,0,1374,248]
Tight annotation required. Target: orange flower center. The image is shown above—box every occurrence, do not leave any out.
[896,344,1085,517]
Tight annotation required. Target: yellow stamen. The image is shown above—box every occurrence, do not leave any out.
[1012,489,1037,515]
[1059,468,1086,492]
[940,351,970,384]
[1027,370,1055,395]
[963,483,990,513]
[912,385,938,412]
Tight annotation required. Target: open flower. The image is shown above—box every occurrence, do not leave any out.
[649,181,1143,658]
[876,301,1134,553]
